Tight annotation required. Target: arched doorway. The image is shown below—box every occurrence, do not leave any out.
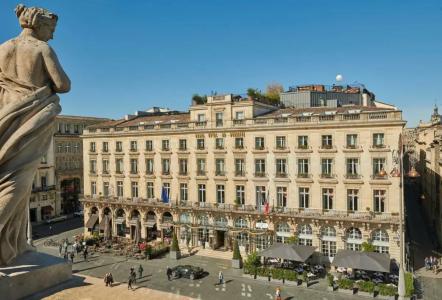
[115,208,126,237]
[145,211,158,242]
[100,207,112,239]
[86,206,99,234]
[161,212,173,242]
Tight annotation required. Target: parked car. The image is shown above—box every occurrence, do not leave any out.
[171,265,204,280]
[73,210,84,217]
[45,215,68,224]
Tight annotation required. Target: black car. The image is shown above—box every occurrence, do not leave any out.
[171,265,204,280]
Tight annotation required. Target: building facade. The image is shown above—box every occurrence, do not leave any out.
[30,115,108,223]
[81,94,405,263]
[412,106,442,249]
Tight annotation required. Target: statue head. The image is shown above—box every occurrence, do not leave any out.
[15,4,58,42]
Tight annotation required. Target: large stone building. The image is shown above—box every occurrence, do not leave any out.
[412,106,442,249]
[81,93,405,263]
[30,115,108,223]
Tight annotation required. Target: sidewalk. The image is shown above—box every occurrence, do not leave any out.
[28,274,195,300]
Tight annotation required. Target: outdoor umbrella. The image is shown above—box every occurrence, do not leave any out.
[257,243,315,262]
[332,249,391,273]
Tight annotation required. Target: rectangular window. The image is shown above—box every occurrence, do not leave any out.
[276,136,286,149]
[102,160,109,174]
[216,112,224,127]
[215,138,224,149]
[131,182,138,198]
[74,124,80,134]
[179,159,188,175]
[147,182,154,198]
[116,181,123,197]
[373,133,385,147]
[103,182,109,197]
[197,138,205,150]
[297,159,309,177]
[346,134,358,148]
[277,186,287,208]
[299,187,309,208]
[347,189,359,211]
[255,137,265,150]
[255,159,266,177]
[180,183,188,201]
[321,158,333,177]
[321,135,333,149]
[198,184,206,202]
[255,186,266,207]
[298,136,308,148]
[90,142,96,152]
[130,158,138,174]
[130,141,137,152]
[64,123,71,134]
[235,159,245,176]
[322,188,334,210]
[373,158,386,177]
[102,142,109,152]
[145,140,153,151]
[215,159,225,176]
[115,159,123,174]
[90,160,97,174]
[216,185,225,204]
[162,159,170,175]
[346,158,359,177]
[91,181,97,196]
[197,158,206,175]
[235,111,244,120]
[179,139,187,151]
[145,159,154,174]
[197,113,206,122]
[236,185,245,205]
[321,241,337,257]
[235,137,244,149]
[116,141,123,152]
[373,190,386,212]
[276,159,287,177]
[162,140,170,151]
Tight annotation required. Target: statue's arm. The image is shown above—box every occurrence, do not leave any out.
[42,46,71,93]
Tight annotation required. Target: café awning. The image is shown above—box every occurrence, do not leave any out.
[258,243,315,262]
[332,250,391,273]
[86,214,99,229]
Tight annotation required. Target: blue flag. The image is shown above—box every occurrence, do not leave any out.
[161,187,169,203]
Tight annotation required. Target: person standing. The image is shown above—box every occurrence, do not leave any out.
[138,264,144,279]
[108,273,114,287]
[83,247,88,262]
[70,251,75,264]
[127,275,133,290]
[218,271,224,285]
[104,273,109,287]
[130,267,136,283]
[275,287,282,300]
[166,266,172,281]
[58,244,63,256]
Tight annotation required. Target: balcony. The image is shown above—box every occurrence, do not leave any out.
[235,170,245,177]
[254,172,266,178]
[162,171,170,176]
[197,170,206,176]
[320,173,334,179]
[345,173,362,180]
[195,121,207,128]
[215,171,226,177]
[255,146,265,151]
[233,119,245,126]
[196,146,205,151]
[215,145,225,150]
[275,172,288,178]
[179,171,188,176]
[129,148,138,153]
[161,147,170,152]
[178,147,187,152]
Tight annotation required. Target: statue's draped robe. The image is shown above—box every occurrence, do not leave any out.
[0,74,60,265]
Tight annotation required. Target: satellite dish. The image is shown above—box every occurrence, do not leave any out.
[336,74,343,82]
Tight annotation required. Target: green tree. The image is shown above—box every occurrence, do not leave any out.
[192,94,207,104]
[233,239,242,260]
[244,251,261,273]
[171,232,180,252]
[265,83,283,102]
[361,242,375,252]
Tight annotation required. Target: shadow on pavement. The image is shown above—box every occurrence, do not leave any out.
[26,274,90,300]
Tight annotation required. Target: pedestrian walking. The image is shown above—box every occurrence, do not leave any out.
[130,267,136,283]
[58,244,63,256]
[63,251,68,261]
[127,277,133,290]
[138,264,144,279]
[275,287,282,300]
[70,251,75,264]
[108,272,114,287]
[218,271,224,285]
[104,273,110,287]
[83,248,88,262]
[166,266,172,281]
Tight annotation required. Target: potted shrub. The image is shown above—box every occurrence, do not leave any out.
[405,272,415,298]
[169,232,181,259]
[337,278,354,295]
[232,240,243,269]
[357,280,375,297]
[327,273,335,291]
[302,271,309,287]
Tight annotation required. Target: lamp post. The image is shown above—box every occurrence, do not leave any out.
[392,134,420,300]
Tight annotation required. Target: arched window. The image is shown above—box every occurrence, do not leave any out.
[298,224,313,246]
[162,212,173,223]
[115,208,125,218]
[235,218,248,228]
[276,223,291,243]
[90,206,98,215]
[346,227,363,251]
[198,215,210,226]
[180,213,191,224]
[372,229,389,253]
[321,226,337,258]
[146,211,156,222]
[130,209,140,220]
[214,216,228,227]
[115,208,126,237]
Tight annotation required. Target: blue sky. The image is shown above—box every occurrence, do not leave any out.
[1,0,441,126]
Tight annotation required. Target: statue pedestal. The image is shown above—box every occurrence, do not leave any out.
[0,251,71,300]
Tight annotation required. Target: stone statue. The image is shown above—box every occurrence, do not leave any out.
[0,4,70,265]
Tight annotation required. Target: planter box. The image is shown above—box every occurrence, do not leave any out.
[169,250,181,260]
[358,291,372,298]
[302,281,309,287]
[376,295,395,300]
[231,259,242,269]
[338,288,354,295]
